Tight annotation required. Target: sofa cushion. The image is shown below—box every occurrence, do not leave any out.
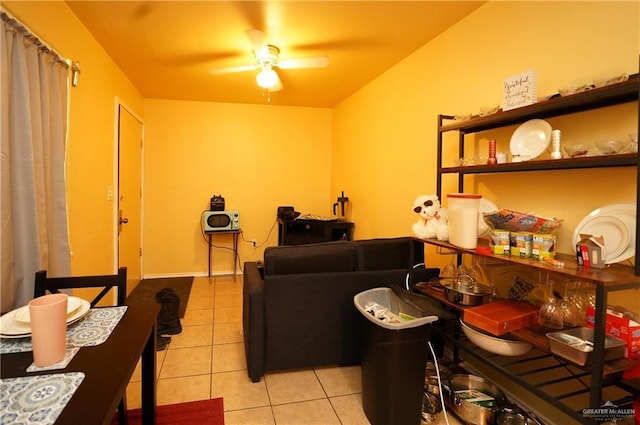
[353,237,424,271]
[264,240,357,275]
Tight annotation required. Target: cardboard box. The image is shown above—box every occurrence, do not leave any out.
[576,234,605,269]
[586,306,640,360]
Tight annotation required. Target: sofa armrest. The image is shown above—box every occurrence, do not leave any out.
[243,261,266,382]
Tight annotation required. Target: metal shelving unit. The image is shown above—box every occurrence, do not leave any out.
[429,73,640,424]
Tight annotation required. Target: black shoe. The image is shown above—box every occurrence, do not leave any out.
[157,335,171,351]
[156,288,182,335]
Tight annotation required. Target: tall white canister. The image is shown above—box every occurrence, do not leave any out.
[447,193,482,249]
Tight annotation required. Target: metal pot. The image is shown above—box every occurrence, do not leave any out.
[497,411,527,425]
[497,410,543,425]
[449,374,504,425]
[442,274,493,306]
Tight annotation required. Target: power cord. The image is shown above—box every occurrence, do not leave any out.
[239,218,278,248]
[406,262,426,291]
[428,340,451,425]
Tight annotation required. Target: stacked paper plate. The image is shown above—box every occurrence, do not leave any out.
[0,296,90,338]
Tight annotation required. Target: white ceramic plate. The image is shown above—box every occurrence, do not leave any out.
[509,119,552,159]
[0,298,90,337]
[13,296,83,323]
[573,203,636,264]
[478,198,498,237]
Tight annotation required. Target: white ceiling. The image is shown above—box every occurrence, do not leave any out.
[66,1,484,107]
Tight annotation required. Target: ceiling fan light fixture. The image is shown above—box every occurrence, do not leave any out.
[256,67,278,88]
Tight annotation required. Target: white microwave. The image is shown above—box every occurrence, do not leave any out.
[202,210,239,232]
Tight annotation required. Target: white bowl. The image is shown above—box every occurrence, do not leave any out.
[460,320,532,356]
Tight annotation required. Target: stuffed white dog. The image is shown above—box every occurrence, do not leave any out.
[412,194,449,241]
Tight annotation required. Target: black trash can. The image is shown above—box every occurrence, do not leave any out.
[354,287,438,425]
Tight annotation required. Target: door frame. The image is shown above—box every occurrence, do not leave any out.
[112,97,145,276]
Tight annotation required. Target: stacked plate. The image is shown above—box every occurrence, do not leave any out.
[0,296,90,338]
[573,203,636,264]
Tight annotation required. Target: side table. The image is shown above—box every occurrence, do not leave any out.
[207,229,241,280]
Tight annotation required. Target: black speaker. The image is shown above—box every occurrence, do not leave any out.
[277,206,299,221]
[210,195,225,211]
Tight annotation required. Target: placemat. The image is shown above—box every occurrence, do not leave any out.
[0,372,85,425]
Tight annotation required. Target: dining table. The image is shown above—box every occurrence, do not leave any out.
[1,301,160,425]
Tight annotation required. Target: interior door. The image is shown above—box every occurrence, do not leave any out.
[118,104,143,292]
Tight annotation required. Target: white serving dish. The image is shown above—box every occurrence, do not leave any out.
[509,119,552,160]
[460,319,532,356]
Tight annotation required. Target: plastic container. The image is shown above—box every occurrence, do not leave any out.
[354,287,438,425]
[29,293,68,366]
[447,193,482,249]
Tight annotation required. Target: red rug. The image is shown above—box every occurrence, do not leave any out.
[112,398,224,425]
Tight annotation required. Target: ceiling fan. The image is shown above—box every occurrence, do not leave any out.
[209,29,329,92]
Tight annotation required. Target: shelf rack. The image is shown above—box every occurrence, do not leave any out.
[430,71,640,424]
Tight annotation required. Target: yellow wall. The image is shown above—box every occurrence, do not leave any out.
[3,1,144,275]
[5,1,640,311]
[335,0,638,250]
[333,1,639,308]
[142,100,332,276]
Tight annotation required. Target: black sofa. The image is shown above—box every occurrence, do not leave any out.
[242,237,439,382]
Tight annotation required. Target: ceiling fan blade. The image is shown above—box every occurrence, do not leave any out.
[278,56,329,70]
[208,64,256,75]
[245,29,267,56]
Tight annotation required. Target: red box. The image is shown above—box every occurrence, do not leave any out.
[586,307,640,360]
[463,300,539,336]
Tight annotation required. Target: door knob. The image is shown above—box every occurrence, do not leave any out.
[118,209,129,234]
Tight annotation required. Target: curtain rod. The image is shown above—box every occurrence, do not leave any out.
[1,7,80,85]
[1,9,66,66]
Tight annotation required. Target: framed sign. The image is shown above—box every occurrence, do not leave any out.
[503,70,537,111]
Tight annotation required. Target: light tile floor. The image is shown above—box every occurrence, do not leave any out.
[126,276,460,425]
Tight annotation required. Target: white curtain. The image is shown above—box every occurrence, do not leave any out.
[1,12,71,312]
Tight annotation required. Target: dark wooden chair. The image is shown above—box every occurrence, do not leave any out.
[34,267,127,307]
[34,267,129,425]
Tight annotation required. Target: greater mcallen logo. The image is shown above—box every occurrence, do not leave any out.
[583,401,635,421]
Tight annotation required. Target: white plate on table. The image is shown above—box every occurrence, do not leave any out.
[1,297,90,338]
[573,203,636,264]
[509,119,552,159]
[13,296,83,323]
